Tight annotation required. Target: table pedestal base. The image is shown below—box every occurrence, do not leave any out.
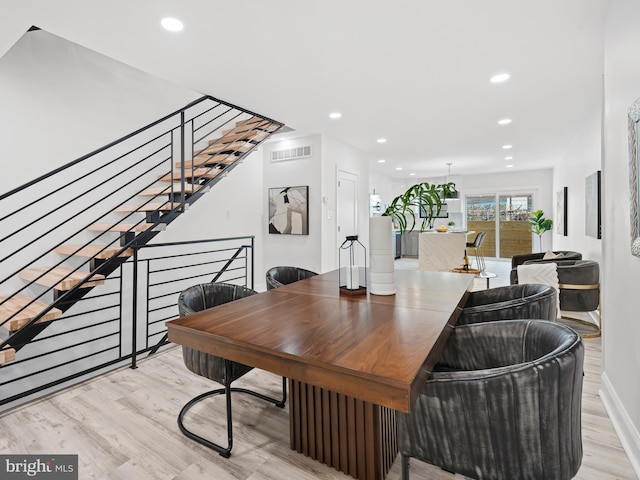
[289,379,398,480]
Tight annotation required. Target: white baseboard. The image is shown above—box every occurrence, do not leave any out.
[600,371,640,479]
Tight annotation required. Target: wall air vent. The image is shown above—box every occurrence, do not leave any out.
[271,145,311,162]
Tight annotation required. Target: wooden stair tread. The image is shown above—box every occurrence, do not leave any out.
[208,132,247,145]
[249,130,270,142]
[87,223,157,233]
[223,123,260,135]
[0,347,16,364]
[233,122,261,134]
[158,169,224,182]
[139,184,201,196]
[0,294,62,331]
[197,142,252,156]
[116,202,178,212]
[235,116,263,127]
[221,126,242,136]
[232,119,278,134]
[19,267,105,291]
[262,123,280,133]
[179,155,236,168]
[55,244,134,259]
[208,130,269,146]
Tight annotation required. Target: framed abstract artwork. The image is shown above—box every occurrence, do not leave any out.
[585,171,601,239]
[629,97,640,255]
[268,186,309,235]
[556,186,568,236]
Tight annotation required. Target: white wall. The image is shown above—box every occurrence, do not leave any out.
[0,29,199,192]
[261,133,371,276]
[321,136,371,273]
[552,104,603,263]
[262,134,322,276]
[369,170,406,213]
[601,0,640,475]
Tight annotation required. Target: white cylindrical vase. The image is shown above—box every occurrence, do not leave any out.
[369,216,396,295]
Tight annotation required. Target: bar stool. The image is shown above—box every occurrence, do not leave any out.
[466,232,487,271]
[466,232,495,287]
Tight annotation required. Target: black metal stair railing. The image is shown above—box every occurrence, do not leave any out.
[0,94,282,360]
[0,235,255,411]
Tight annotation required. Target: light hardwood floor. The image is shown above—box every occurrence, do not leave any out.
[0,261,636,480]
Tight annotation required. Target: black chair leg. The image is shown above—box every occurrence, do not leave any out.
[178,363,288,457]
[401,454,410,480]
[231,376,287,409]
[279,376,287,407]
[178,386,234,457]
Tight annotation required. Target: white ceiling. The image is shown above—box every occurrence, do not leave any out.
[1,0,608,179]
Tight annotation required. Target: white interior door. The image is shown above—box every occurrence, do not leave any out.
[337,171,358,239]
[337,170,359,268]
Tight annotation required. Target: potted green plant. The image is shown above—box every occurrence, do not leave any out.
[529,209,553,251]
[382,181,457,233]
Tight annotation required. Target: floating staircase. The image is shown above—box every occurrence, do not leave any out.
[140,184,204,195]
[87,223,159,233]
[18,267,106,291]
[0,102,282,365]
[158,168,226,182]
[0,295,62,331]
[54,245,134,259]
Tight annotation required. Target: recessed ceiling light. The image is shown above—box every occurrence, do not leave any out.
[395,167,403,171]
[329,112,342,119]
[161,17,184,32]
[498,118,512,125]
[502,145,513,149]
[378,159,386,163]
[490,73,510,83]
[377,138,387,143]
[506,164,514,168]
[409,173,416,176]
[505,156,513,160]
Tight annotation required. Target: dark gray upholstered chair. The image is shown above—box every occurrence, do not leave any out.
[396,319,584,480]
[265,266,318,290]
[555,260,600,313]
[511,250,582,272]
[457,283,557,325]
[177,282,286,457]
[511,259,601,336]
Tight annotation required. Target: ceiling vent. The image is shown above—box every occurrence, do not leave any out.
[271,145,311,162]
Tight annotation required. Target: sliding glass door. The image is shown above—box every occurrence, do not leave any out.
[466,195,497,257]
[498,194,533,258]
[466,193,534,259]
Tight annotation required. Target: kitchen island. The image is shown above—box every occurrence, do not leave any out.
[418,230,475,271]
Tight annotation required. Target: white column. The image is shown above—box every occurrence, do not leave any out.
[369,216,396,295]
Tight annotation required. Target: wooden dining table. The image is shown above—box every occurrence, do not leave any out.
[166,269,474,480]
